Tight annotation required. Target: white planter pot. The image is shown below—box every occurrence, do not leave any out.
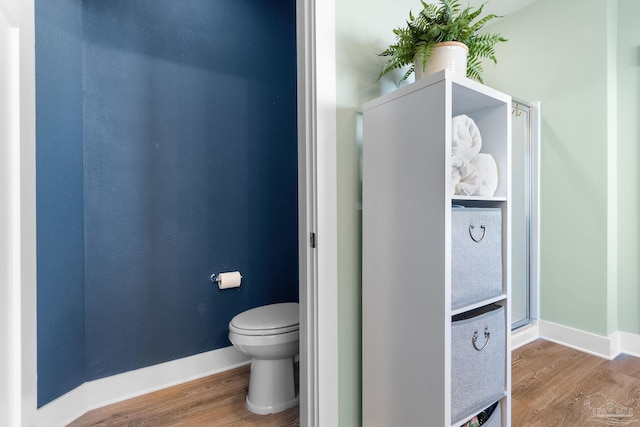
[414,41,469,80]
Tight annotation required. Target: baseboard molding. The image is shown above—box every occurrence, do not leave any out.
[538,320,640,360]
[512,320,640,361]
[538,320,616,359]
[511,320,539,350]
[610,331,640,358]
[37,346,250,427]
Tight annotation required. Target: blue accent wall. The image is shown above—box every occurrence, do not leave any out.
[35,0,86,407]
[36,0,298,406]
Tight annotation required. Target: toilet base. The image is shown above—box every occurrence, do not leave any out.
[246,394,299,415]
[245,357,299,415]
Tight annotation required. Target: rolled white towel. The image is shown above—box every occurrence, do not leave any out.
[470,153,499,197]
[454,161,479,196]
[450,158,461,195]
[451,114,482,163]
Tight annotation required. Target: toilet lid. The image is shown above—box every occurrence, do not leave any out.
[229,302,299,336]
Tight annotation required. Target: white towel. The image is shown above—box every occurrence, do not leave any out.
[470,153,499,197]
[451,164,461,195]
[455,161,480,196]
[451,114,482,163]
[450,114,498,197]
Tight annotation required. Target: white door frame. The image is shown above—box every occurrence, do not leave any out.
[297,0,339,426]
[0,5,21,425]
[1,0,37,426]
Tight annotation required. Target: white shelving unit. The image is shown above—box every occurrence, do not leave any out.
[362,70,511,427]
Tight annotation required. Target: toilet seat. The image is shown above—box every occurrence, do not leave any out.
[229,302,299,336]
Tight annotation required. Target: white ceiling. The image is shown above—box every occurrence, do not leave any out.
[467,0,539,18]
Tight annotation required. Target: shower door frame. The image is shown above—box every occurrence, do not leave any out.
[511,98,541,330]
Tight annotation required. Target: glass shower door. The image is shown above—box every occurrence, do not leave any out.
[511,99,539,330]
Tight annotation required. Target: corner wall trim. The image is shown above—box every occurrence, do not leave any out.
[36,346,250,427]
[610,331,640,358]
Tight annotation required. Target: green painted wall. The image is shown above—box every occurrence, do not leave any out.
[335,1,416,425]
[482,0,613,336]
[483,0,640,337]
[616,0,640,334]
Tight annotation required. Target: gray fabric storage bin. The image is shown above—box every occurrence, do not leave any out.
[451,305,505,423]
[483,401,502,427]
[451,207,502,309]
[459,401,501,427]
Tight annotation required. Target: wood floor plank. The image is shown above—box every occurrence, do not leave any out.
[511,396,541,427]
[611,353,640,378]
[512,339,640,427]
[512,346,592,409]
[68,365,299,427]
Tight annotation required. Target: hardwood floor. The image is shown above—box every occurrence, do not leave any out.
[512,339,640,426]
[68,365,299,427]
[69,339,640,426]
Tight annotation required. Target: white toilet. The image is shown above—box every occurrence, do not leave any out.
[228,302,299,415]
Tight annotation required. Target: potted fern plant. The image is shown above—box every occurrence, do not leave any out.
[378,0,507,83]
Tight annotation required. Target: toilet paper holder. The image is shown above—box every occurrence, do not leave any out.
[210,271,243,289]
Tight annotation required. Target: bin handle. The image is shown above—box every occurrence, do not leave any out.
[472,327,490,351]
[469,224,486,242]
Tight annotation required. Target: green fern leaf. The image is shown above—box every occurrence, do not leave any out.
[376,0,506,83]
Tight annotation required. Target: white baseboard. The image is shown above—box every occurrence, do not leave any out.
[610,331,640,358]
[538,320,616,359]
[537,320,640,360]
[37,346,250,427]
[512,320,640,361]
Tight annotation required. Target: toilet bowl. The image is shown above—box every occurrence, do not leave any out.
[228,302,299,415]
